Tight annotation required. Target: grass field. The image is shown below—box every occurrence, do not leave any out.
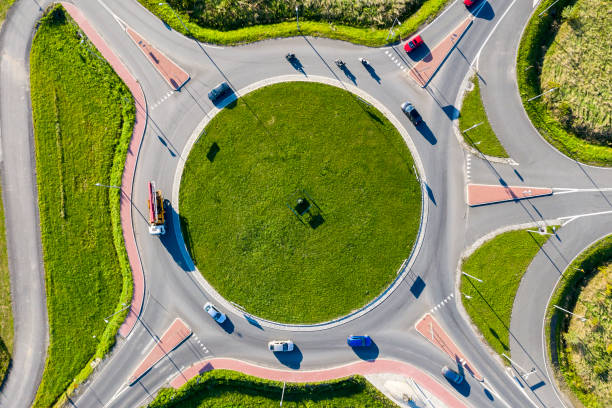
[0,0,16,30]
[139,0,451,46]
[460,228,555,358]
[30,6,134,407]
[517,0,612,166]
[180,82,421,324]
[547,234,612,408]
[459,75,509,158]
[148,370,396,408]
[0,182,13,386]
[540,0,611,142]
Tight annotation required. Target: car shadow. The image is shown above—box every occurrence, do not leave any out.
[211,93,237,109]
[220,317,234,334]
[472,1,495,20]
[272,345,303,369]
[159,200,190,271]
[406,44,431,62]
[442,105,460,120]
[447,377,471,396]
[415,122,437,145]
[351,340,379,361]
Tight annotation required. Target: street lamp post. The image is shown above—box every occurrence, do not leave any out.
[94,182,120,189]
[462,292,472,300]
[462,121,483,134]
[527,87,558,102]
[295,6,300,31]
[104,303,129,323]
[159,2,190,34]
[553,304,587,322]
[462,271,483,283]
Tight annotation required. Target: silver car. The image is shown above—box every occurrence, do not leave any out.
[268,340,294,352]
[203,302,226,324]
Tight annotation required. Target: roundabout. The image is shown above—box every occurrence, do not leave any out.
[178,81,422,324]
[1,0,612,407]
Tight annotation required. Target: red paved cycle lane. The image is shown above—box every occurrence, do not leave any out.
[468,184,553,206]
[170,358,469,408]
[61,3,146,338]
[128,318,192,385]
[410,18,472,87]
[126,27,190,91]
[416,314,483,381]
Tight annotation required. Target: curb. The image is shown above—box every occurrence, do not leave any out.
[171,74,429,332]
[453,220,560,369]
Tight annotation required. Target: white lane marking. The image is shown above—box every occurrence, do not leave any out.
[474,0,519,71]
[558,210,612,226]
[553,187,612,195]
[104,384,129,407]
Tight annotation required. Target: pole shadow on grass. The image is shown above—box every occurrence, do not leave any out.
[272,345,303,369]
[350,340,379,361]
[159,200,191,271]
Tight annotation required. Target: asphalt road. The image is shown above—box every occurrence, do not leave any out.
[0,0,610,407]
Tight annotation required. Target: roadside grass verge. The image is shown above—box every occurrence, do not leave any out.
[0,0,16,30]
[546,234,612,408]
[138,0,451,46]
[0,181,13,386]
[180,82,421,324]
[517,0,612,166]
[30,6,134,407]
[460,227,555,359]
[540,0,611,142]
[459,75,509,158]
[148,370,396,408]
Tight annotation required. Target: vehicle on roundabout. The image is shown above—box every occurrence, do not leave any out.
[347,335,372,347]
[285,52,296,61]
[203,302,227,324]
[207,82,232,103]
[268,340,294,352]
[442,365,464,385]
[400,102,423,125]
[334,59,346,68]
[403,35,423,53]
[358,57,370,66]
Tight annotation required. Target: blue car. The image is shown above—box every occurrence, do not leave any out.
[347,335,372,347]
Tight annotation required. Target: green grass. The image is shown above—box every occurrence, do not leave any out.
[0,0,17,30]
[139,0,452,46]
[459,75,509,158]
[0,181,13,386]
[460,228,555,358]
[517,0,612,166]
[540,0,611,141]
[180,82,421,324]
[546,234,612,408]
[148,370,396,408]
[30,6,134,407]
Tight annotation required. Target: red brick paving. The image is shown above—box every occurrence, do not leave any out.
[468,184,553,206]
[415,314,483,381]
[409,18,473,87]
[126,27,190,90]
[61,3,146,339]
[170,358,468,408]
[128,318,192,385]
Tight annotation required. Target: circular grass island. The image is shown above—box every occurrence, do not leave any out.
[179,82,422,324]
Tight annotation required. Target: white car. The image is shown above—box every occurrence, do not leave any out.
[268,340,294,352]
[203,302,226,324]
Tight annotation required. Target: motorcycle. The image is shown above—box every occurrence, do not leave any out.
[285,53,296,61]
[334,59,346,67]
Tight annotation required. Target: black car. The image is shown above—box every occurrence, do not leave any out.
[401,102,422,125]
[208,82,232,102]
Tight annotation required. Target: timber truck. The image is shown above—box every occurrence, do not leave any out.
[147,181,165,235]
